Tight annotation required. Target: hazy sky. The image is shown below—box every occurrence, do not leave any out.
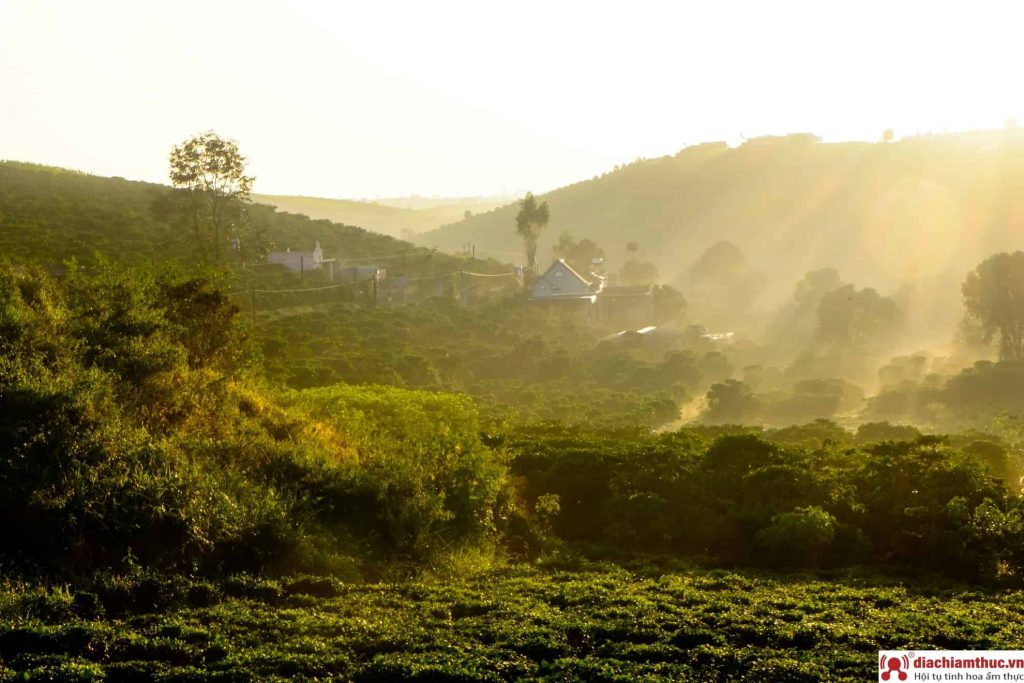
[2,1,1022,198]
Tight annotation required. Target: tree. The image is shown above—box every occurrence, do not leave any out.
[756,506,836,568]
[515,192,549,272]
[815,284,901,350]
[703,380,761,424]
[962,252,1024,360]
[552,231,603,273]
[166,131,255,266]
[652,284,687,324]
[619,259,659,285]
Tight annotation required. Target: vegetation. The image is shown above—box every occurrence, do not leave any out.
[418,130,1024,345]
[962,251,1024,360]
[0,264,515,577]
[164,131,257,266]
[551,232,603,275]
[12,141,1024,679]
[3,563,1022,682]
[515,192,550,272]
[255,296,727,428]
[253,193,508,240]
[501,423,1024,581]
[0,161,470,278]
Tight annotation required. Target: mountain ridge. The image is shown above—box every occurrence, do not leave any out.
[414,130,1024,305]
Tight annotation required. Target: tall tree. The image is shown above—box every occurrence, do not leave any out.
[515,192,549,272]
[816,284,900,350]
[962,251,1024,360]
[166,131,255,266]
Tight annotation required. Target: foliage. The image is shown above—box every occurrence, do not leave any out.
[816,284,901,351]
[255,295,732,429]
[0,161,468,279]
[756,506,836,568]
[421,131,1024,339]
[515,192,550,271]
[501,423,1023,580]
[962,251,1024,360]
[652,284,687,324]
[0,263,513,576]
[618,258,659,285]
[4,564,1024,682]
[164,131,258,266]
[551,231,603,274]
[684,241,766,330]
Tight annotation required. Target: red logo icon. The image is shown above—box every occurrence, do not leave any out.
[880,654,910,681]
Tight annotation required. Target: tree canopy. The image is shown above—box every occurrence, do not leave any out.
[165,131,256,266]
[515,192,550,272]
[962,251,1024,360]
[552,231,603,273]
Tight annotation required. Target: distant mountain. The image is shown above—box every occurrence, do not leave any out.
[253,193,509,239]
[415,131,1024,303]
[0,161,467,275]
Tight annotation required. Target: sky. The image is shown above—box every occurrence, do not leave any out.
[2,0,1023,198]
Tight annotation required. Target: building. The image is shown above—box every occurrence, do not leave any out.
[532,260,655,326]
[267,241,336,280]
[530,259,605,319]
[531,259,604,299]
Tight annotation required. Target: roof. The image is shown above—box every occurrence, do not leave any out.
[601,326,659,342]
[540,258,591,286]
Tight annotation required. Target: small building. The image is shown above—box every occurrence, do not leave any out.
[267,241,336,280]
[530,259,605,319]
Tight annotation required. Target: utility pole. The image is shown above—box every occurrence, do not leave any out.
[250,283,256,325]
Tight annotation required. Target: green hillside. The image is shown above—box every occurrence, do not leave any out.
[0,161,469,276]
[253,193,507,239]
[416,130,1024,301]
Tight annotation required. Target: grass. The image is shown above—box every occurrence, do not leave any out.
[2,563,1020,681]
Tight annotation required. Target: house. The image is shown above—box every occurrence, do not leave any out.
[530,259,605,319]
[267,241,336,280]
[532,260,656,326]
[531,259,604,299]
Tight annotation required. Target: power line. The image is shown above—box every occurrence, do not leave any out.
[252,277,375,294]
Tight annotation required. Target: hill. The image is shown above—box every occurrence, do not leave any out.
[253,193,508,239]
[416,130,1024,311]
[0,161,473,277]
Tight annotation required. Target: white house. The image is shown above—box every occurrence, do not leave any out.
[267,241,335,279]
[530,259,604,301]
[532,260,658,326]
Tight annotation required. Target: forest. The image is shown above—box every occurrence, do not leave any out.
[5,140,1024,680]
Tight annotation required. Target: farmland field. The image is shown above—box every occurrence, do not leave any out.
[2,562,1018,682]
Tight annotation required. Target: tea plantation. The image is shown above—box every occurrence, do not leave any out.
[2,563,1020,681]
